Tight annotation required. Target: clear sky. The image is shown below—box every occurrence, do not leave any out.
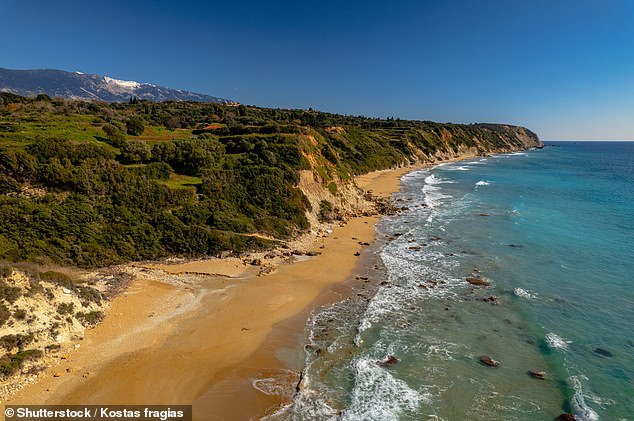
[2,0,633,140]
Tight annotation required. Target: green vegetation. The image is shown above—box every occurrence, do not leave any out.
[0,279,21,303]
[0,333,34,351]
[13,308,26,320]
[0,303,8,327]
[0,92,539,268]
[75,310,104,327]
[0,349,42,378]
[56,302,74,315]
[318,200,334,222]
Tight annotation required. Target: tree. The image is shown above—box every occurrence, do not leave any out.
[102,123,125,146]
[119,140,151,164]
[126,117,145,136]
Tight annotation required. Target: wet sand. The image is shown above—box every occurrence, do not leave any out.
[8,165,419,419]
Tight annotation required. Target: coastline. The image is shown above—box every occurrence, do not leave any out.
[5,164,421,415]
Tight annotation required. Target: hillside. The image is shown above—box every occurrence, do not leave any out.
[0,68,235,104]
[0,93,542,268]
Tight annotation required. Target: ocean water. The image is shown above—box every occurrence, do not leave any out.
[267,142,634,420]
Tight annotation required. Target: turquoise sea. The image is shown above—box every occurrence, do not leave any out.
[269,142,634,420]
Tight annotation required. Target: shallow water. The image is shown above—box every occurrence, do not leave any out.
[270,142,634,420]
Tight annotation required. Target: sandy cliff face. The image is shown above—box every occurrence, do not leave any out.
[297,124,541,226]
[0,267,129,399]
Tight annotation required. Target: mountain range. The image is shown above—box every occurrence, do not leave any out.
[0,68,235,104]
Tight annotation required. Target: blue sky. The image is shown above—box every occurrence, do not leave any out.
[2,0,633,139]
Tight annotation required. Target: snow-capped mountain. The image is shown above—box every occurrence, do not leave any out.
[0,68,235,104]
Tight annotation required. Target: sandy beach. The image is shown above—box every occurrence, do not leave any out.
[6,165,420,419]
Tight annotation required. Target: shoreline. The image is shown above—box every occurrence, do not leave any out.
[6,156,481,418]
[5,164,421,413]
[189,165,420,420]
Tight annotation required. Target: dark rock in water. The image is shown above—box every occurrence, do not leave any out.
[429,235,442,241]
[479,213,490,217]
[481,295,498,303]
[555,414,576,421]
[507,244,524,248]
[467,277,491,286]
[593,347,614,358]
[479,355,500,367]
[528,370,546,380]
[377,355,399,367]
[409,246,421,251]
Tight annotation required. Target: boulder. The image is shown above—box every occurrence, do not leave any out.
[479,355,499,367]
[593,347,614,358]
[467,277,490,286]
[377,355,399,367]
[528,370,546,380]
[555,414,576,421]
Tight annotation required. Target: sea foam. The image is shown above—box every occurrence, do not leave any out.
[341,358,425,421]
[513,288,536,299]
[570,375,600,421]
[545,332,572,350]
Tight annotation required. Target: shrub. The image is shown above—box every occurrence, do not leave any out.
[318,200,334,222]
[75,310,104,327]
[13,308,26,320]
[57,302,74,315]
[0,304,9,327]
[0,349,43,378]
[78,285,102,305]
[328,182,338,195]
[39,271,74,289]
[0,265,12,278]
[126,117,145,136]
[0,280,21,303]
[102,123,125,146]
[0,333,34,351]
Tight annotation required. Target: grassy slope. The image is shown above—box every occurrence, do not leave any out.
[0,93,541,267]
